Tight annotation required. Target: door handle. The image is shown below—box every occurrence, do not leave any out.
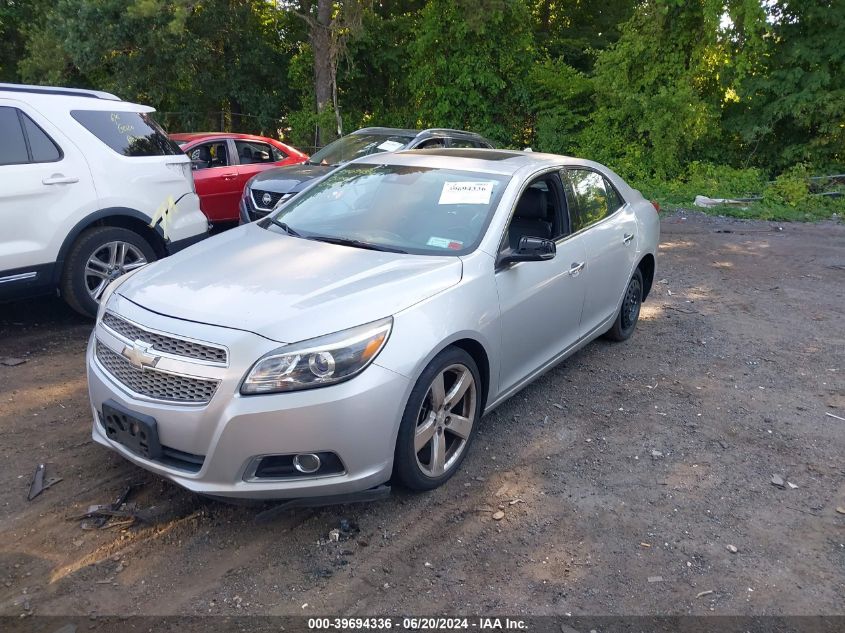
[568,262,585,276]
[42,175,79,185]
[222,172,238,180]
[623,233,635,244]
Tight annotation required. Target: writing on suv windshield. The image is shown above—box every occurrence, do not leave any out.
[269,164,509,256]
[308,134,414,166]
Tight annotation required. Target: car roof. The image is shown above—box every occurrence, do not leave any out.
[170,132,284,144]
[354,148,582,176]
[351,126,490,141]
[0,83,157,112]
[0,82,121,101]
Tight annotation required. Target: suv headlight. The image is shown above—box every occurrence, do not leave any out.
[240,317,392,395]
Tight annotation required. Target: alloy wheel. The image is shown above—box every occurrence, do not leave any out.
[414,363,477,478]
[85,241,148,301]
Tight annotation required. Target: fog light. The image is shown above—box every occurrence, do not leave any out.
[293,453,321,474]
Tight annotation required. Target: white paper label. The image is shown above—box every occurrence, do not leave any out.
[426,236,464,250]
[438,181,495,205]
[377,140,404,152]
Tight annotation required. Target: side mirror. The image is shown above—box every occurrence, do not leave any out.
[190,159,205,170]
[498,236,556,267]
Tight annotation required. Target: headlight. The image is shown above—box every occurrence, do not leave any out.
[95,267,145,322]
[240,317,392,395]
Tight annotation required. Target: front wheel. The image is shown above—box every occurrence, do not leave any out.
[61,226,156,318]
[393,347,482,491]
[605,268,643,342]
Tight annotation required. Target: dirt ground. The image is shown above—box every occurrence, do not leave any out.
[0,211,843,620]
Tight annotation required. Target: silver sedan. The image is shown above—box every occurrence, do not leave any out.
[86,149,659,499]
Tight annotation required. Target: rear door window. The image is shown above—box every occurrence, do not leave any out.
[21,114,62,162]
[235,140,278,165]
[0,106,30,165]
[565,169,610,232]
[605,178,625,213]
[0,106,62,165]
[71,110,182,157]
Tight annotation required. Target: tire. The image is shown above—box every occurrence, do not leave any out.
[605,267,644,342]
[393,347,483,491]
[61,226,157,318]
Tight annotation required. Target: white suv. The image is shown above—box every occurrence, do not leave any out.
[0,83,208,317]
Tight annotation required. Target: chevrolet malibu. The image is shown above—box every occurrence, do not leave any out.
[87,149,659,500]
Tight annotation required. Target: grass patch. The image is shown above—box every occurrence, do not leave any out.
[634,162,845,222]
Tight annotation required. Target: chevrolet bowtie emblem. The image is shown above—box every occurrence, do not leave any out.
[122,340,160,370]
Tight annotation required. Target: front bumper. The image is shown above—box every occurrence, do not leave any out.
[86,301,409,500]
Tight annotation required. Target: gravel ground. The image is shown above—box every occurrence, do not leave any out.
[0,211,843,619]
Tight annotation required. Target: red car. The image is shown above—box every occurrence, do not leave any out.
[170,133,308,224]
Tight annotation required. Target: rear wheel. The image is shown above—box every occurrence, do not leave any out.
[61,226,156,318]
[605,268,643,342]
[394,347,482,491]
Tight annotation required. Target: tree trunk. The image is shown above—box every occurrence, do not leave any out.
[311,0,334,147]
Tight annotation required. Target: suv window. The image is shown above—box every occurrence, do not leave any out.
[416,138,446,149]
[0,106,62,165]
[565,169,610,232]
[235,140,280,165]
[449,138,483,148]
[21,114,61,162]
[0,107,29,165]
[71,110,182,157]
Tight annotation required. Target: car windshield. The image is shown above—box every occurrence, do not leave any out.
[269,164,509,255]
[308,133,414,166]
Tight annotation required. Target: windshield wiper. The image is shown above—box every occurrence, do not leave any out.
[307,235,407,254]
[266,217,301,237]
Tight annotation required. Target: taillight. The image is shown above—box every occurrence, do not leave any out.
[166,160,196,194]
[183,162,196,194]
[650,200,661,213]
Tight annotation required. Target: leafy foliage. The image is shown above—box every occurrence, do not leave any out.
[1,0,843,220]
[408,0,535,146]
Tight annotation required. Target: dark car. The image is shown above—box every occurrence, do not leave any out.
[239,127,493,223]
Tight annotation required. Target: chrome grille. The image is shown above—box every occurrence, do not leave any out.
[102,312,227,364]
[95,340,220,404]
[251,189,285,210]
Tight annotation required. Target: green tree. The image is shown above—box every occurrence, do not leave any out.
[19,0,295,134]
[730,1,845,172]
[579,0,729,180]
[530,0,634,72]
[409,0,535,146]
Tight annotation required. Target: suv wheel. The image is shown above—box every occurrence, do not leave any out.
[61,226,156,318]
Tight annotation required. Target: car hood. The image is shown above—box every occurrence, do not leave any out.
[248,164,334,195]
[117,224,463,343]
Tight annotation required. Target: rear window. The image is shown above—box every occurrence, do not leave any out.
[71,110,182,157]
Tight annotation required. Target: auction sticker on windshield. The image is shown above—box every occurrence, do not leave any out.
[426,236,464,250]
[377,140,404,151]
[439,181,495,205]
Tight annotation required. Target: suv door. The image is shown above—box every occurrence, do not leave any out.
[0,103,95,281]
[562,168,638,337]
[186,139,239,222]
[494,171,588,393]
